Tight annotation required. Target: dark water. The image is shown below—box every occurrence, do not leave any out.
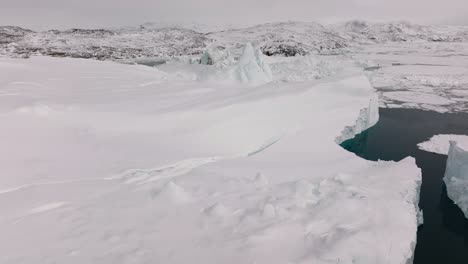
[341,108,468,264]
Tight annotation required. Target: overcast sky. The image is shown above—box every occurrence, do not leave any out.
[1,0,467,30]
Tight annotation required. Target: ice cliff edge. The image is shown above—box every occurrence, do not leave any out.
[336,93,379,144]
[444,141,468,218]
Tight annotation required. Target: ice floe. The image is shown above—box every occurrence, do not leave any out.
[0,56,421,264]
[418,134,468,155]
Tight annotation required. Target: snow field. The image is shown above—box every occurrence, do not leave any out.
[0,55,421,264]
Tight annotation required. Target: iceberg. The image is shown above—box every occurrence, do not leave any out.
[0,56,421,264]
[200,45,232,67]
[421,135,468,219]
[444,141,468,218]
[229,42,273,85]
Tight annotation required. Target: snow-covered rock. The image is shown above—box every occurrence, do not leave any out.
[1,20,467,62]
[0,26,209,60]
[261,40,308,57]
[0,56,421,264]
[0,26,34,44]
[444,141,468,218]
[332,20,468,44]
[209,21,349,57]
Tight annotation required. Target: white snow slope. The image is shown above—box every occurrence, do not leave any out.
[444,141,468,219]
[0,56,421,264]
[418,134,468,155]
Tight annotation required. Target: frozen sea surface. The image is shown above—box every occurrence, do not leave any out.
[352,42,468,113]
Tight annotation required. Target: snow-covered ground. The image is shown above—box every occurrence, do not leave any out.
[418,134,468,155]
[0,53,422,263]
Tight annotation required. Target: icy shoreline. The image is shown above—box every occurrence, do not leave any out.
[0,56,421,263]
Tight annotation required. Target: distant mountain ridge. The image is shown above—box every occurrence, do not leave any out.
[332,20,468,43]
[1,20,467,61]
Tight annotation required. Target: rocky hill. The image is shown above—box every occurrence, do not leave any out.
[1,21,467,62]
